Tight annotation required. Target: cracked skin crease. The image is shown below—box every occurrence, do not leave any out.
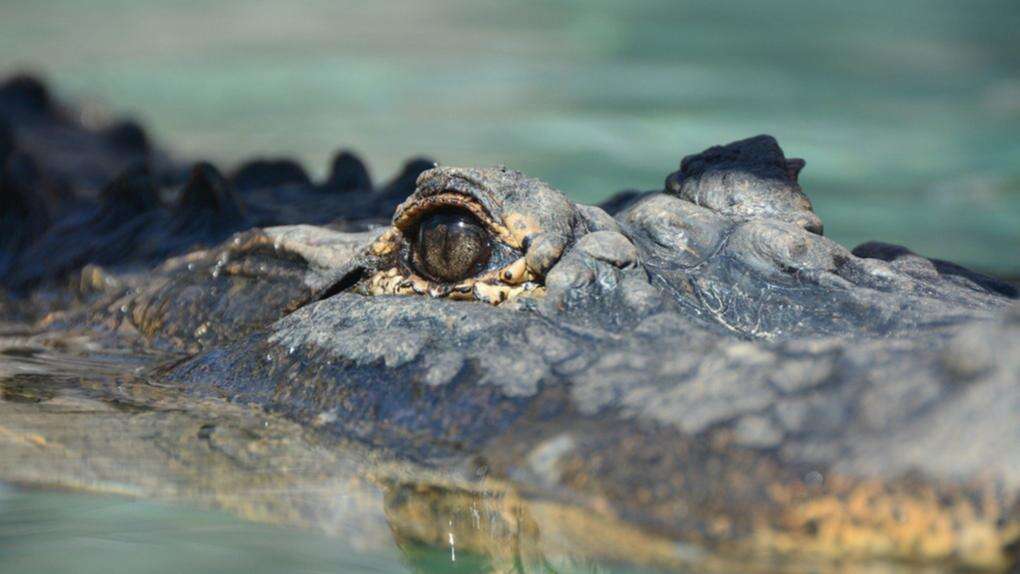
[35,135,1020,569]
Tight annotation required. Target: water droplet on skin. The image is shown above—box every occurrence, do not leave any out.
[448,523,456,562]
[314,410,338,425]
[210,252,230,278]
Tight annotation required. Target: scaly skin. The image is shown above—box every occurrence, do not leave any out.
[2,76,1019,571]
[69,137,1017,570]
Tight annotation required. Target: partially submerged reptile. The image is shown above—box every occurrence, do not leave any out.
[2,75,1019,571]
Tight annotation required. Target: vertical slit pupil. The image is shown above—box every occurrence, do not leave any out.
[416,210,492,282]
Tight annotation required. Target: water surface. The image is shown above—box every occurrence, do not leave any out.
[0,486,410,574]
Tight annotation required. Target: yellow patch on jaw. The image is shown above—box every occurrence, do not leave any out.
[754,477,1020,570]
[362,266,540,306]
[472,281,537,305]
[364,268,404,295]
[497,257,535,285]
[370,228,402,256]
[504,212,542,248]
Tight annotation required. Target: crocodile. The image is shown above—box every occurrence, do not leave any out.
[2,76,1019,571]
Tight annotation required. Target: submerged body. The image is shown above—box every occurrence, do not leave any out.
[1,76,1019,571]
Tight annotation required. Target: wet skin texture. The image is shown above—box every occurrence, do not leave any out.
[3,75,1020,570]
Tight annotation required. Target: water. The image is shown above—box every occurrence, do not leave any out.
[0,0,1017,273]
[0,486,410,574]
[0,2,1018,572]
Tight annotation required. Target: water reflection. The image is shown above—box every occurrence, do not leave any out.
[382,481,690,574]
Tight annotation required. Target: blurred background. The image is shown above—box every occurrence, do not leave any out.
[0,0,1017,272]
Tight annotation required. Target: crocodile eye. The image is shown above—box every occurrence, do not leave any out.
[414,210,492,283]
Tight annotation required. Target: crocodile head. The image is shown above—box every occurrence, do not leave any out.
[85,135,1020,569]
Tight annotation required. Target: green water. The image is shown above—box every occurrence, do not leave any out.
[0,0,1018,272]
[0,486,408,574]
